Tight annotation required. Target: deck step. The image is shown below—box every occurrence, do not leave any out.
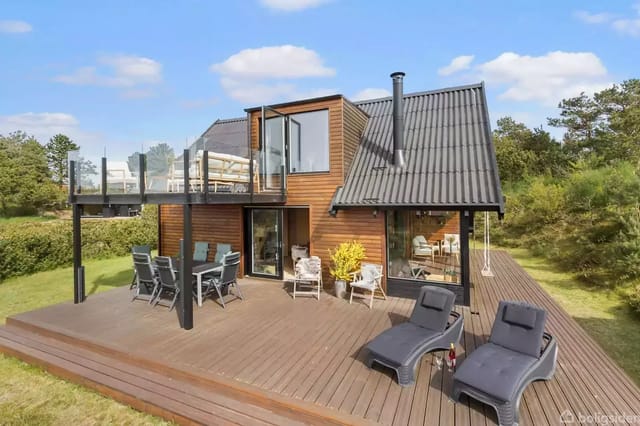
[0,324,311,426]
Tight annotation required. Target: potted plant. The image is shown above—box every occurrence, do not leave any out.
[328,241,366,298]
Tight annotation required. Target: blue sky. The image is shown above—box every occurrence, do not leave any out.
[1,0,638,161]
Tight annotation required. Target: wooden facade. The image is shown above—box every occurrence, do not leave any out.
[159,204,244,267]
[160,96,386,288]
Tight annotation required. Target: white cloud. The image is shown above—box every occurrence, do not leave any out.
[351,88,391,101]
[438,55,475,76]
[211,45,336,104]
[0,112,97,147]
[574,3,640,37]
[612,16,640,37]
[476,51,611,106]
[55,54,162,89]
[574,10,613,24]
[259,0,331,11]
[0,20,32,33]
[211,45,334,80]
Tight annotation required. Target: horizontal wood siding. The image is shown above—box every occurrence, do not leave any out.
[250,98,385,288]
[160,205,244,266]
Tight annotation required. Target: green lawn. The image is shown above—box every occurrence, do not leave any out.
[506,247,640,385]
[0,255,170,425]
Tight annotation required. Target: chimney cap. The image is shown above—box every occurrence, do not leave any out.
[390,71,406,79]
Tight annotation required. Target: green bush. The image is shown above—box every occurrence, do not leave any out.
[497,162,640,288]
[0,206,157,281]
[624,284,640,315]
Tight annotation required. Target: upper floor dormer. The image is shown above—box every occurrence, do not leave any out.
[245,94,368,197]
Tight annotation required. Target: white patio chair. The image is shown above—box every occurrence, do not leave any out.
[349,263,386,309]
[293,256,322,300]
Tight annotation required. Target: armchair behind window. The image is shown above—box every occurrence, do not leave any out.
[412,235,436,263]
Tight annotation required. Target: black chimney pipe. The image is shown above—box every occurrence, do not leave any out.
[390,71,406,169]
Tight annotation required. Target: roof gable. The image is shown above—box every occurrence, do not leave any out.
[334,83,503,212]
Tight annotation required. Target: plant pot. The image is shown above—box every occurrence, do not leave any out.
[334,279,347,299]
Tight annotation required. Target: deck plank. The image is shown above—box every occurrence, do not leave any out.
[1,250,638,425]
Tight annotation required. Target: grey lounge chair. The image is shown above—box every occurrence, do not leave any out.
[193,241,210,262]
[366,286,463,386]
[152,256,181,311]
[131,253,159,303]
[201,252,243,308]
[452,301,558,426]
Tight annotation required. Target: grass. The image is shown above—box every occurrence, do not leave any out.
[505,247,640,385]
[0,255,170,426]
[0,215,58,225]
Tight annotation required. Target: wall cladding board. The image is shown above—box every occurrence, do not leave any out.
[160,205,244,266]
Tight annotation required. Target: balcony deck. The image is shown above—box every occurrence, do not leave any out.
[1,251,639,425]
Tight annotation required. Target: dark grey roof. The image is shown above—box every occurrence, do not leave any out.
[185,117,248,159]
[334,83,504,213]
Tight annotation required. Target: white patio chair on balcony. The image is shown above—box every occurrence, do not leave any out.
[106,161,138,193]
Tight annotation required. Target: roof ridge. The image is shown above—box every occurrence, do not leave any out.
[216,116,247,123]
[353,82,484,105]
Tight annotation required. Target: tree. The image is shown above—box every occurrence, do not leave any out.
[0,131,63,215]
[145,143,175,176]
[77,157,98,189]
[45,134,79,186]
[493,117,568,182]
[127,151,141,177]
[548,80,640,165]
[547,93,603,149]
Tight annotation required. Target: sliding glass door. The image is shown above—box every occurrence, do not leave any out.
[249,209,283,279]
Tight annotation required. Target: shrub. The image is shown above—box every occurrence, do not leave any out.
[328,241,366,282]
[624,284,640,315]
[0,206,157,281]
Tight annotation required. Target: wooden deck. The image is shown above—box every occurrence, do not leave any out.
[1,250,639,425]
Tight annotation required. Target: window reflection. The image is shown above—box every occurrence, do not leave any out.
[387,210,461,284]
[288,109,329,173]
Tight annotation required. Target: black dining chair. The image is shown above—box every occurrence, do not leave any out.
[130,245,151,289]
[153,256,181,311]
[201,252,243,308]
[131,253,159,303]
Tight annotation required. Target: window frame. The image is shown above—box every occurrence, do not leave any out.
[286,108,330,175]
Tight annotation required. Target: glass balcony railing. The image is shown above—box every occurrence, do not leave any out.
[68,149,101,195]
[69,139,284,197]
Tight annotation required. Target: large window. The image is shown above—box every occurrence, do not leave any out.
[288,109,329,173]
[387,210,461,285]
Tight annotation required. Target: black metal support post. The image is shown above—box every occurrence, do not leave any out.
[72,203,84,303]
[138,154,146,201]
[203,149,209,198]
[177,148,193,330]
[101,157,107,199]
[248,112,254,203]
[460,209,471,306]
